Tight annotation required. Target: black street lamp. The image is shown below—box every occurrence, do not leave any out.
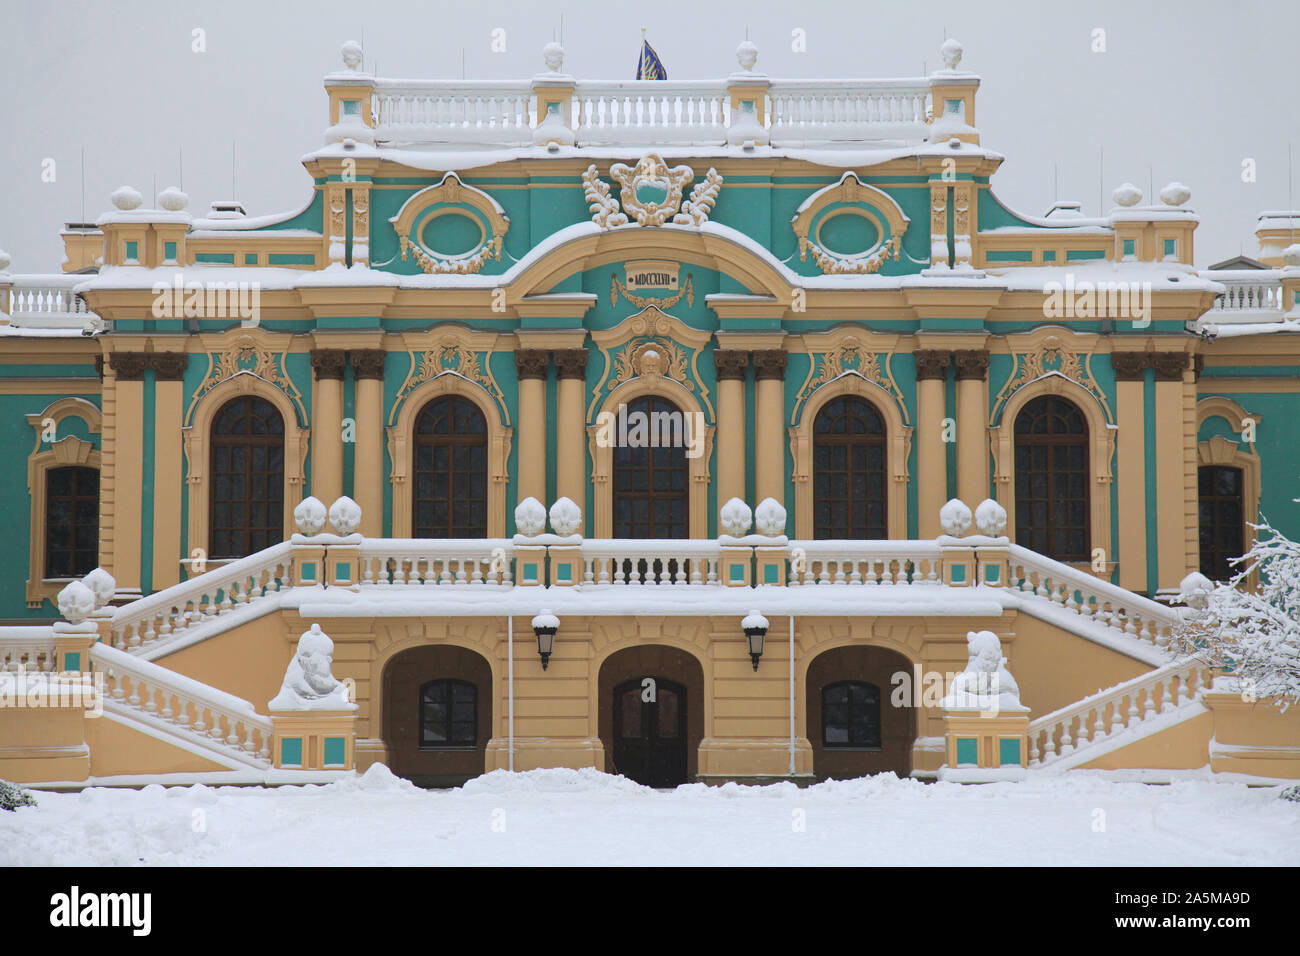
[532,610,559,670]
[742,609,768,671]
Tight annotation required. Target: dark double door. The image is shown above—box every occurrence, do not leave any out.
[612,677,688,788]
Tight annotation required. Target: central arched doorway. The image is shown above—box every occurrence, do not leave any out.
[382,645,492,787]
[599,645,703,787]
[806,646,915,779]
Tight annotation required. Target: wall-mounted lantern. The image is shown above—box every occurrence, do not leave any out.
[742,609,769,671]
[532,610,560,670]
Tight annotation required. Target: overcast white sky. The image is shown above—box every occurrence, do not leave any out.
[1,0,1296,271]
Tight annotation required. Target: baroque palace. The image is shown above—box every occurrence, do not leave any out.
[1,38,1298,788]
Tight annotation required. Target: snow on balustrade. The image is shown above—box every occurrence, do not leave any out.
[4,274,96,328]
[767,79,931,144]
[1027,659,1214,769]
[370,80,535,145]
[1206,272,1284,314]
[357,538,513,586]
[109,542,294,651]
[577,539,721,585]
[1007,544,1182,648]
[91,642,273,766]
[0,627,59,671]
[573,82,728,146]
[787,540,943,586]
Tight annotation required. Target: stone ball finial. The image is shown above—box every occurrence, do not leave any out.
[1281,243,1300,268]
[0,249,10,272]
[328,495,362,535]
[110,186,143,211]
[940,37,963,70]
[157,186,189,211]
[341,40,363,71]
[1179,571,1215,610]
[543,41,565,72]
[549,496,583,537]
[82,568,117,610]
[974,498,1007,537]
[719,497,753,537]
[736,40,758,71]
[293,495,328,536]
[754,497,787,537]
[1112,182,1142,207]
[57,580,95,625]
[1159,182,1191,207]
[514,496,547,536]
[939,498,973,537]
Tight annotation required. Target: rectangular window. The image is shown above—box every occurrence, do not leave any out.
[45,466,99,578]
[124,240,138,262]
[1163,238,1177,258]
[164,241,177,262]
[1122,239,1136,258]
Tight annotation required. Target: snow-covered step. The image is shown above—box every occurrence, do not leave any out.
[91,643,272,769]
[1028,659,1214,770]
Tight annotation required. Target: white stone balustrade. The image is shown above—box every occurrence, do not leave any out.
[787,540,943,586]
[357,538,514,586]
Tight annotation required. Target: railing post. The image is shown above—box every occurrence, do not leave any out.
[727,42,770,147]
[532,43,576,146]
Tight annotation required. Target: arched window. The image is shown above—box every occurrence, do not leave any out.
[1014,395,1089,562]
[613,395,688,538]
[413,397,487,538]
[813,396,886,539]
[210,396,284,559]
[1199,465,1244,581]
[821,680,882,748]
[45,465,99,578]
[419,678,477,748]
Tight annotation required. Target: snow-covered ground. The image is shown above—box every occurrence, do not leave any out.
[3,766,1296,866]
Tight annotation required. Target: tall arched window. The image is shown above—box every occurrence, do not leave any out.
[211,396,284,558]
[414,397,487,538]
[45,465,99,578]
[813,396,887,539]
[1199,465,1244,581]
[419,678,478,748]
[1014,395,1089,562]
[613,395,688,539]
[821,680,882,749]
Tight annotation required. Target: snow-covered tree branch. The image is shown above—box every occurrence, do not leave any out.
[1174,512,1300,711]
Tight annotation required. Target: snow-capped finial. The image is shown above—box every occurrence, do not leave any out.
[1281,243,1300,268]
[157,186,189,211]
[542,41,565,72]
[0,249,10,272]
[110,186,143,211]
[1111,182,1142,207]
[736,40,758,72]
[719,497,753,537]
[939,498,973,537]
[341,40,363,71]
[293,495,327,536]
[327,495,362,535]
[57,580,95,625]
[1159,182,1191,207]
[974,498,1007,537]
[940,37,963,70]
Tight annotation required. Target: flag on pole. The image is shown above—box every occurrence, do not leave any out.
[636,31,667,80]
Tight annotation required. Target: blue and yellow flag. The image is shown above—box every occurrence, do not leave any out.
[636,37,667,80]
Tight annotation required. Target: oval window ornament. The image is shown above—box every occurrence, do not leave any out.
[817,211,881,258]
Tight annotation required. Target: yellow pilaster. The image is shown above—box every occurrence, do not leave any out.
[1154,353,1191,592]
[151,354,187,591]
[954,350,989,509]
[352,350,385,537]
[753,351,787,509]
[107,353,145,592]
[310,350,346,507]
[554,349,588,514]
[915,350,950,538]
[516,350,549,506]
[714,350,749,509]
[1113,354,1147,592]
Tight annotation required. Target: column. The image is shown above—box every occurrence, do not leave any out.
[1153,352,1191,592]
[107,352,146,593]
[714,350,749,509]
[351,350,385,537]
[151,353,188,590]
[954,350,989,509]
[915,350,950,538]
[553,349,588,515]
[752,350,787,509]
[515,350,549,506]
[310,349,346,507]
[1113,353,1148,593]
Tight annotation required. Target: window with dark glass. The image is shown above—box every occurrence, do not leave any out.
[45,466,99,578]
[1199,465,1244,582]
[813,396,886,539]
[419,678,477,747]
[413,397,487,538]
[210,396,284,559]
[613,395,688,538]
[1014,396,1089,562]
[821,681,881,748]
